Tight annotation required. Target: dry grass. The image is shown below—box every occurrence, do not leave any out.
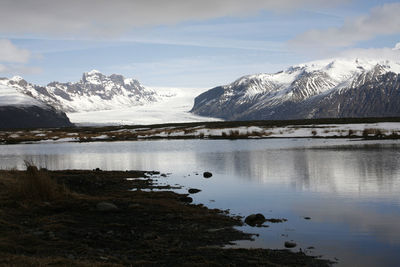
[6,164,70,202]
[362,128,386,138]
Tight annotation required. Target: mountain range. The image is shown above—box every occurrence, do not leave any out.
[3,70,157,113]
[190,58,400,120]
[2,57,400,129]
[0,70,159,128]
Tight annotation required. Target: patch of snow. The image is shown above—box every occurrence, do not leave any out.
[0,83,47,108]
[87,69,101,75]
[124,78,134,85]
[92,135,109,140]
[11,76,24,82]
[35,137,79,143]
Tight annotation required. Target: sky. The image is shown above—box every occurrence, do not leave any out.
[0,0,400,88]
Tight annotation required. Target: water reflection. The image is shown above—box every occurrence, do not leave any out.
[193,146,400,199]
[1,139,400,266]
[1,140,400,198]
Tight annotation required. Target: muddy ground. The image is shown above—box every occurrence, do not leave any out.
[0,169,332,266]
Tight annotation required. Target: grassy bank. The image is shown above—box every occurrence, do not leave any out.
[0,168,332,266]
[1,117,400,144]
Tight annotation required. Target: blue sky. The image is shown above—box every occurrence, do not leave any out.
[0,0,400,88]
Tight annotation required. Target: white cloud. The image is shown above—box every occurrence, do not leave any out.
[0,0,349,37]
[0,64,42,75]
[0,39,31,63]
[0,39,40,76]
[291,3,400,49]
[336,44,400,62]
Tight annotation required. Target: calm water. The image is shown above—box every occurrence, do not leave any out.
[1,139,400,266]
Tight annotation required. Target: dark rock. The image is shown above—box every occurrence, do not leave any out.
[203,172,213,178]
[284,241,297,248]
[96,202,118,212]
[188,188,201,194]
[304,217,311,220]
[178,196,193,203]
[245,213,266,227]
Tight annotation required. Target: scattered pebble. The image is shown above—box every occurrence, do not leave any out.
[284,241,297,248]
[245,213,266,227]
[203,172,212,178]
[96,202,118,212]
[188,188,201,194]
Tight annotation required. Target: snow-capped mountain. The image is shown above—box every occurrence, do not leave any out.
[191,58,400,120]
[0,78,73,129]
[4,70,158,112]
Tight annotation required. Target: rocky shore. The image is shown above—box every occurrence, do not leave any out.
[0,168,332,266]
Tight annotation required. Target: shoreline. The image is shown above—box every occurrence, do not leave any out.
[0,168,332,266]
[1,118,400,145]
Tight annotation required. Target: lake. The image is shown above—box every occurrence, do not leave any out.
[1,138,400,266]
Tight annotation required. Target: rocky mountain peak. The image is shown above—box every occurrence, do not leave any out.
[81,70,107,85]
[2,71,158,113]
[9,76,28,87]
[191,57,400,121]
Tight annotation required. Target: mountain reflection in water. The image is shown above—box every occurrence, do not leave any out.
[0,139,399,266]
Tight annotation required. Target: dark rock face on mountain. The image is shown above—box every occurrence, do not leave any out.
[0,106,73,129]
[4,70,157,113]
[0,79,73,129]
[300,72,400,119]
[191,59,400,120]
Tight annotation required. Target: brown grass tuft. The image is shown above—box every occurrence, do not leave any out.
[8,163,70,202]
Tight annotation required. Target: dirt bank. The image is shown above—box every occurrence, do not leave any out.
[0,169,332,266]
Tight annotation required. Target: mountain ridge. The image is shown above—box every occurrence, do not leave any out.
[3,70,158,113]
[190,58,400,120]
